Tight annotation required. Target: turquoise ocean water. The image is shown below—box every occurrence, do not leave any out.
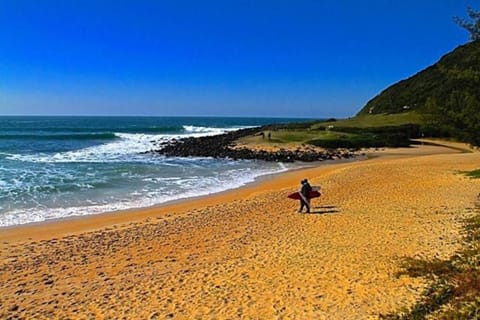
[0,116,310,227]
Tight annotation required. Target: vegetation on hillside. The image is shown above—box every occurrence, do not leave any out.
[357,39,480,145]
[454,6,480,41]
[358,40,480,117]
[356,7,480,146]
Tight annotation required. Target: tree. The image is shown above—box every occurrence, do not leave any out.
[454,7,480,41]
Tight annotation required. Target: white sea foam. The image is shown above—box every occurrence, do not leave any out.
[5,125,252,163]
[182,125,245,135]
[0,123,300,227]
[5,133,162,163]
[0,162,291,227]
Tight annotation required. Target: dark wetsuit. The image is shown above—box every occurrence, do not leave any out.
[299,182,312,213]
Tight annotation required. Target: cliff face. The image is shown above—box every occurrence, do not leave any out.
[357,40,480,116]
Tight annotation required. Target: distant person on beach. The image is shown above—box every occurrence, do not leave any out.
[298,179,312,213]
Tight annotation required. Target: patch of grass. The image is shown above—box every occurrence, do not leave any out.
[381,210,480,319]
[311,112,423,129]
[237,130,353,146]
[464,169,480,179]
[396,258,458,279]
[382,280,453,320]
[237,113,424,150]
[308,131,412,149]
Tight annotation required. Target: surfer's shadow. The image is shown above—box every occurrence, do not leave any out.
[309,205,340,215]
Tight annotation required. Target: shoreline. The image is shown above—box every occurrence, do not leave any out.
[0,141,469,243]
[0,155,363,244]
[0,140,466,244]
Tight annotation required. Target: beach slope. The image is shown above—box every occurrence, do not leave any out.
[1,142,479,319]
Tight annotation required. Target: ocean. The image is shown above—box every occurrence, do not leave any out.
[0,116,311,227]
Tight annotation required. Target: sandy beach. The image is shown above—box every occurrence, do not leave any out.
[1,142,480,319]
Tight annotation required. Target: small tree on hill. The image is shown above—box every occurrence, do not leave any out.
[454,7,480,41]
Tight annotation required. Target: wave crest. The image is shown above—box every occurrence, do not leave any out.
[0,133,118,140]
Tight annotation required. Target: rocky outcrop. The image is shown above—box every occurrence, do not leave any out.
[148,127,355,162]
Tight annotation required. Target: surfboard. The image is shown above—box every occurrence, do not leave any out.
[287,190,321,200]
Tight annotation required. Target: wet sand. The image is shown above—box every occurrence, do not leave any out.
[1,141,480,319]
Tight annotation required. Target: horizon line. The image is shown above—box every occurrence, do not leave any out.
[0,114,329,119]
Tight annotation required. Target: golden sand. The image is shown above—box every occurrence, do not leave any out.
[1,141,479,319]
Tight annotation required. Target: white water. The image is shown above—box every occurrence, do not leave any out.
[0,124,296,227]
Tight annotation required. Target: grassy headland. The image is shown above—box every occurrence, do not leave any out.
[237,112,423,150]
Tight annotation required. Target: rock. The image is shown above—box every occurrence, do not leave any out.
[147,126,355,163]
[9,305,19,312]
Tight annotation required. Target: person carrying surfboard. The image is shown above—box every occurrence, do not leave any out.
[287,180,321,211]
[299,179,312,213]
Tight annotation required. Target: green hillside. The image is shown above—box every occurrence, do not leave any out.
[357,40,480,145]
[358,40,480,116]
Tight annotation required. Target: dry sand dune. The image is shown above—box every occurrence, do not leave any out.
[1,142,479,319]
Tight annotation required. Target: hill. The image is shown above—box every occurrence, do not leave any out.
[358,40,480,116]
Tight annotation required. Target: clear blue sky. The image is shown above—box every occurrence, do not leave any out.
[0,1,477,118]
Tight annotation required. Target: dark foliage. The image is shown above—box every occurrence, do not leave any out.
[463,169,480,179]
[308,132,411,149]
[454,6,480,41]
[262,121,319,130]
[357,41,480,145]
[315,124,421,136]
[308,125,418,149]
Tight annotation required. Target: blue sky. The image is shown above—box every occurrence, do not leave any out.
[0,1,477,118]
